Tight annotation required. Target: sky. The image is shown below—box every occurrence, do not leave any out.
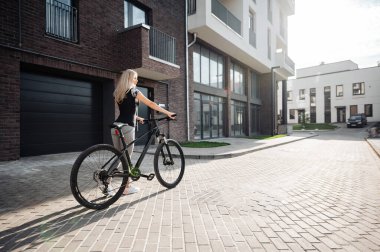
[288,0,380,69]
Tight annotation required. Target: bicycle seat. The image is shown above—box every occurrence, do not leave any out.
[110,122,131,130]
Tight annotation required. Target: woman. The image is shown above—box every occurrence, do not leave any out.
[111,69,176,195]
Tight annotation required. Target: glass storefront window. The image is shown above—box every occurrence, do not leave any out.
[193,44,224,89]
[231,100,247,136]
[193,44,201,83]
[251,71,259,99]
[193,92,225,139]
[230,62,245,95]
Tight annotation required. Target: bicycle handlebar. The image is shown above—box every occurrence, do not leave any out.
[143,113,176,123]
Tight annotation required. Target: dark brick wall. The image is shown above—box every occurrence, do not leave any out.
[0,0,187,160]
[0,48,21,161]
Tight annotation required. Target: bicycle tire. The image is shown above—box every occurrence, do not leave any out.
[70,144,128,210]
[154,139,185,188]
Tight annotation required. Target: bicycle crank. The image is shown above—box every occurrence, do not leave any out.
[141,173,155,181]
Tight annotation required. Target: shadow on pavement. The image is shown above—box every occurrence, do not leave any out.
[0,189,167,251]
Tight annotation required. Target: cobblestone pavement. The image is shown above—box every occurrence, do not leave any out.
[0,127,380,251]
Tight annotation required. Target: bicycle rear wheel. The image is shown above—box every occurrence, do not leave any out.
[70,144,128,210]
[154,139,185,188]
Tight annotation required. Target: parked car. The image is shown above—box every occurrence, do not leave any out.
[347,114,367,128]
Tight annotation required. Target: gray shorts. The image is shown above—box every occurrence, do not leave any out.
[110,124,135,157]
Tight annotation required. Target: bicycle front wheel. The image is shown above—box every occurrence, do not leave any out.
[154,139,185,188]
[70,144,128,210]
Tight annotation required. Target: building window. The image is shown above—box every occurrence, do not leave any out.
[279,11,285,38]
[267,29,271,59]
[267,0,272,23]
[250,71,259,99]
[336,85,343,97]
[324,86,331,123]
[350,105,358,116]
[193,44,224,89]
[287,91,292,101]
[289,109,295,119]
[231,100,246,136]
[299,89,305,100]
[249,11,256,47]
[310,88,316,106]
[310,88,316,123]
[230,62,245,95]
[365,104,373,117]
[194,93,225,139]
[46,0,78,42]
[353,82,365,95]
[124,1,147,28]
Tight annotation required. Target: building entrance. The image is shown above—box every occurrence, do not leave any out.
[337,107,346,123]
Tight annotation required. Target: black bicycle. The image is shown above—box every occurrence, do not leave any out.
[70,115,185,210]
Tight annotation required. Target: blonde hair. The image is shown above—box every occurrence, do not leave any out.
[114,69,138,104]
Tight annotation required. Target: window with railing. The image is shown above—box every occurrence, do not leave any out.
[45,0,78,42]
[188,0,196,15]
[149,27,176,64]
[211,0,241,35]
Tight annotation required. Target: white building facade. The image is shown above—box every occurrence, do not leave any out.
[286,60,380,124]
[188,0,295,138]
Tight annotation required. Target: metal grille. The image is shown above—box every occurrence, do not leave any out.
[149,27,176,64]
[188,0,196,15]
[45,0,78,42]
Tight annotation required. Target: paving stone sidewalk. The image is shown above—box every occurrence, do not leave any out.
[0,131,379,252]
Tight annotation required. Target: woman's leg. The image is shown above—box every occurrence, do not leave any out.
[119,126,139,195]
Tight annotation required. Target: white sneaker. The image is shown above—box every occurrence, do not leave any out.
[123,186,140,195]
[104,185,115,197]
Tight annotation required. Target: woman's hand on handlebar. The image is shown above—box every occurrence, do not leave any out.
[167,112,176,120]
[137,116,145,124]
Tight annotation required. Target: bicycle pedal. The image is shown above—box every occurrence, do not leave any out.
[147,173,155,181]
[141,173,155,181]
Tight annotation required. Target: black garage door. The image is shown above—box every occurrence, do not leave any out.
[21,72,103,156]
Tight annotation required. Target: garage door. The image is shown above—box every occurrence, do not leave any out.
[21,72,103,156]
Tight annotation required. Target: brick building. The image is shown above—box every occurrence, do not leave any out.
[0,0,186,161]
[1,0,295,161]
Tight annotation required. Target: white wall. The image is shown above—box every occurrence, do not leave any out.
[286,63,380,124]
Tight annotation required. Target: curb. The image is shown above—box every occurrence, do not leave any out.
[183,133,319,159]
[365,138,380,159]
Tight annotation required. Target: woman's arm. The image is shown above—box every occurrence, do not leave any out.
[136,92,176,119]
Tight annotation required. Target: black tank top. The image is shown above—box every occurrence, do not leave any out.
[115,87,140,126]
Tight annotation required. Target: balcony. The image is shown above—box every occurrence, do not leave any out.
[275,50,295,79]
[211,0,241,35]
[119,24,180,81]
[45,0,78,43]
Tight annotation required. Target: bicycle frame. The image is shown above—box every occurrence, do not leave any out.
[106,118,168,177]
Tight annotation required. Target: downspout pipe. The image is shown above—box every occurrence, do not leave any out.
[18,0,22,47]
[185,0,189,141]
[185,0,198,141]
